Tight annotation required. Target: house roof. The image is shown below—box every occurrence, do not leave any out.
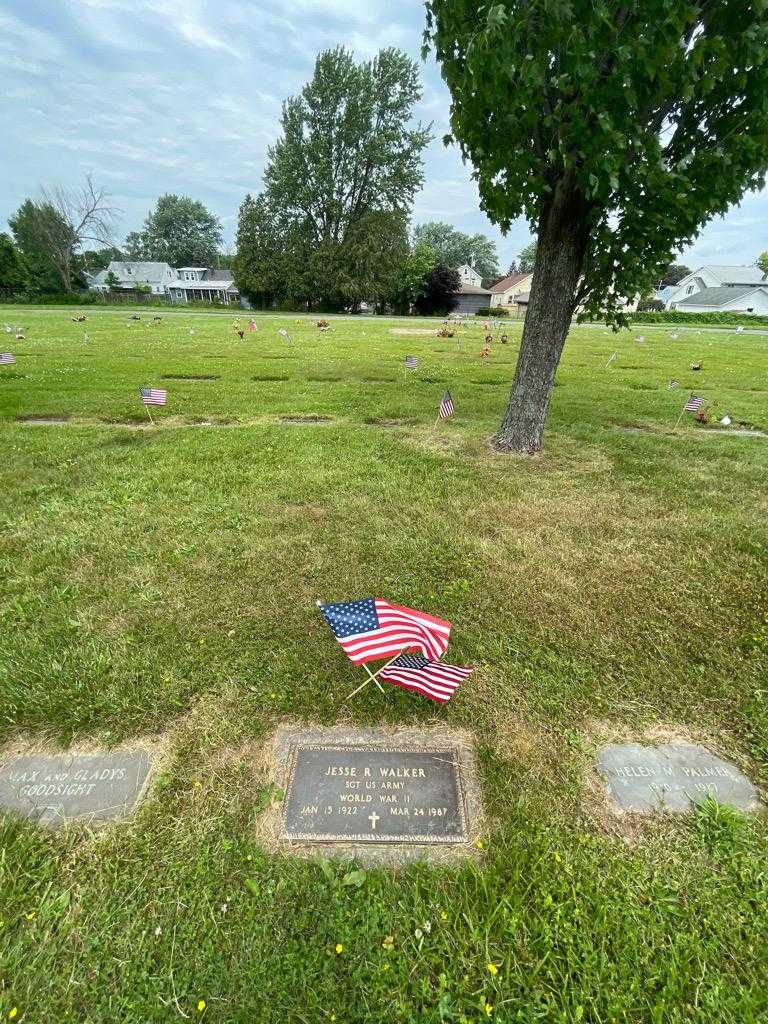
[458,283,492,296]
[168,279,236,291]
[106,261,173,283]
[204,268,234,281]
[490,272,531,293]
[698,266,766,286]
[676,285,766,308]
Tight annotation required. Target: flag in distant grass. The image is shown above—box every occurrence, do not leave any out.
[0,353,16,365]
[684,395,704,412]
[318,597,451,664]
[606,351,618,367]
[439,390,454,418]
[378,653,472,703]
[667,379,679,390]
[278,328,292,343]
[405,355,418,369]
[139,387,167,406]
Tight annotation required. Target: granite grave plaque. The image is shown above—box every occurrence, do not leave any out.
[0,751,153,828]
[597,742,762,814]
[283,744,467,843]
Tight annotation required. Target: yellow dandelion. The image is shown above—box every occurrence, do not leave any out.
[382,963,390,972]
[474,839,484,850]
[335,943,343,954]
[197,999,206,1012]
[24,912,35,921]
[486,963,499,976]
[269,692,277,699]
[9,1010,19,1021]
[198,639,205,646]
[245,854,252,861]
[440,911,448,921]
[554,852,562,863]
[382,935,395,950]
[484,1002,494,1017]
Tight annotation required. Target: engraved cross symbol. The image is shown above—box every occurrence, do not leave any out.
[368,812,380,830]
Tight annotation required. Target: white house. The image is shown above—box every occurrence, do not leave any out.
[665,266,766,309]
[91,261,176,295]
[489,271,534,308]
[456,264,482,288]
[166,268,240,305]
[673,285,768,315]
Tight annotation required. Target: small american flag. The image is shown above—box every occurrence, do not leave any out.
[139,387,167,406]
[606,351,618,367]
[379,653,472,703]
[318,597,451,664]
[439,390,454,418]
[405,355,418,369]
[278,328,292,343]
[0,353,16,365]
[667,379,679,390]
[684,395,704,412]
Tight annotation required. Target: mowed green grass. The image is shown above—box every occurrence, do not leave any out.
[0,307,767,1023]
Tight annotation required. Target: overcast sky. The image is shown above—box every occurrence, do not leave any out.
[1,0,766,272]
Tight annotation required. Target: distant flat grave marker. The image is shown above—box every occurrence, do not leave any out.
[0,751,153,828]
[597,743,762,814]
[276,729,480,854]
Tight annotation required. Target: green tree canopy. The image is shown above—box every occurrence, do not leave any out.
[0,232,28,292]
[125,195,222,267]
[413,262,460,316]
[80,247,125,274]
[660,263,692,287]
[756,252,768,276]
[235,46,430,310]
[413,221,499,280]
[9,199,66,294]
[517,242,536,274]
[425,0,768,452]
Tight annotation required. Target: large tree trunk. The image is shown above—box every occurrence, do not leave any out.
[494,180,590,454]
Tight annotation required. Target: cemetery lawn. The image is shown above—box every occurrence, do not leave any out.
[1,307,767,1023]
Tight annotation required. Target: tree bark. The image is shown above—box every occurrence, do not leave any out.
[494,180,590,454]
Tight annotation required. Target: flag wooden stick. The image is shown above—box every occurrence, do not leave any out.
[675,397,691,429]
[344,652,403,701]
[144,403,155,426]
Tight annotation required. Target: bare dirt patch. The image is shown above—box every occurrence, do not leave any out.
[16,415,70,425]
[161,374,220,381]
[388,328,437,336]
[365,417,416,429]
[280,415,334,424]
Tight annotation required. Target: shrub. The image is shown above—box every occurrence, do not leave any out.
[630,309,768,328]
[476,306,509,317]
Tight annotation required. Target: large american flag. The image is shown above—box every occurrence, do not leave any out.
[0,353,16,365]
[439,390,454,418]
[684,395,704,412]
[318,597,451,664]
[139,387,167,406]
[379,653,472,703]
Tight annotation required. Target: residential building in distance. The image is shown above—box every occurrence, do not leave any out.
[89,262,241,305]
[91,261,176,295]
[665,265,767,311]
[167,268,240,305]
[489,271,534,309]
[455,264,483,288]
[453,282,494,315]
